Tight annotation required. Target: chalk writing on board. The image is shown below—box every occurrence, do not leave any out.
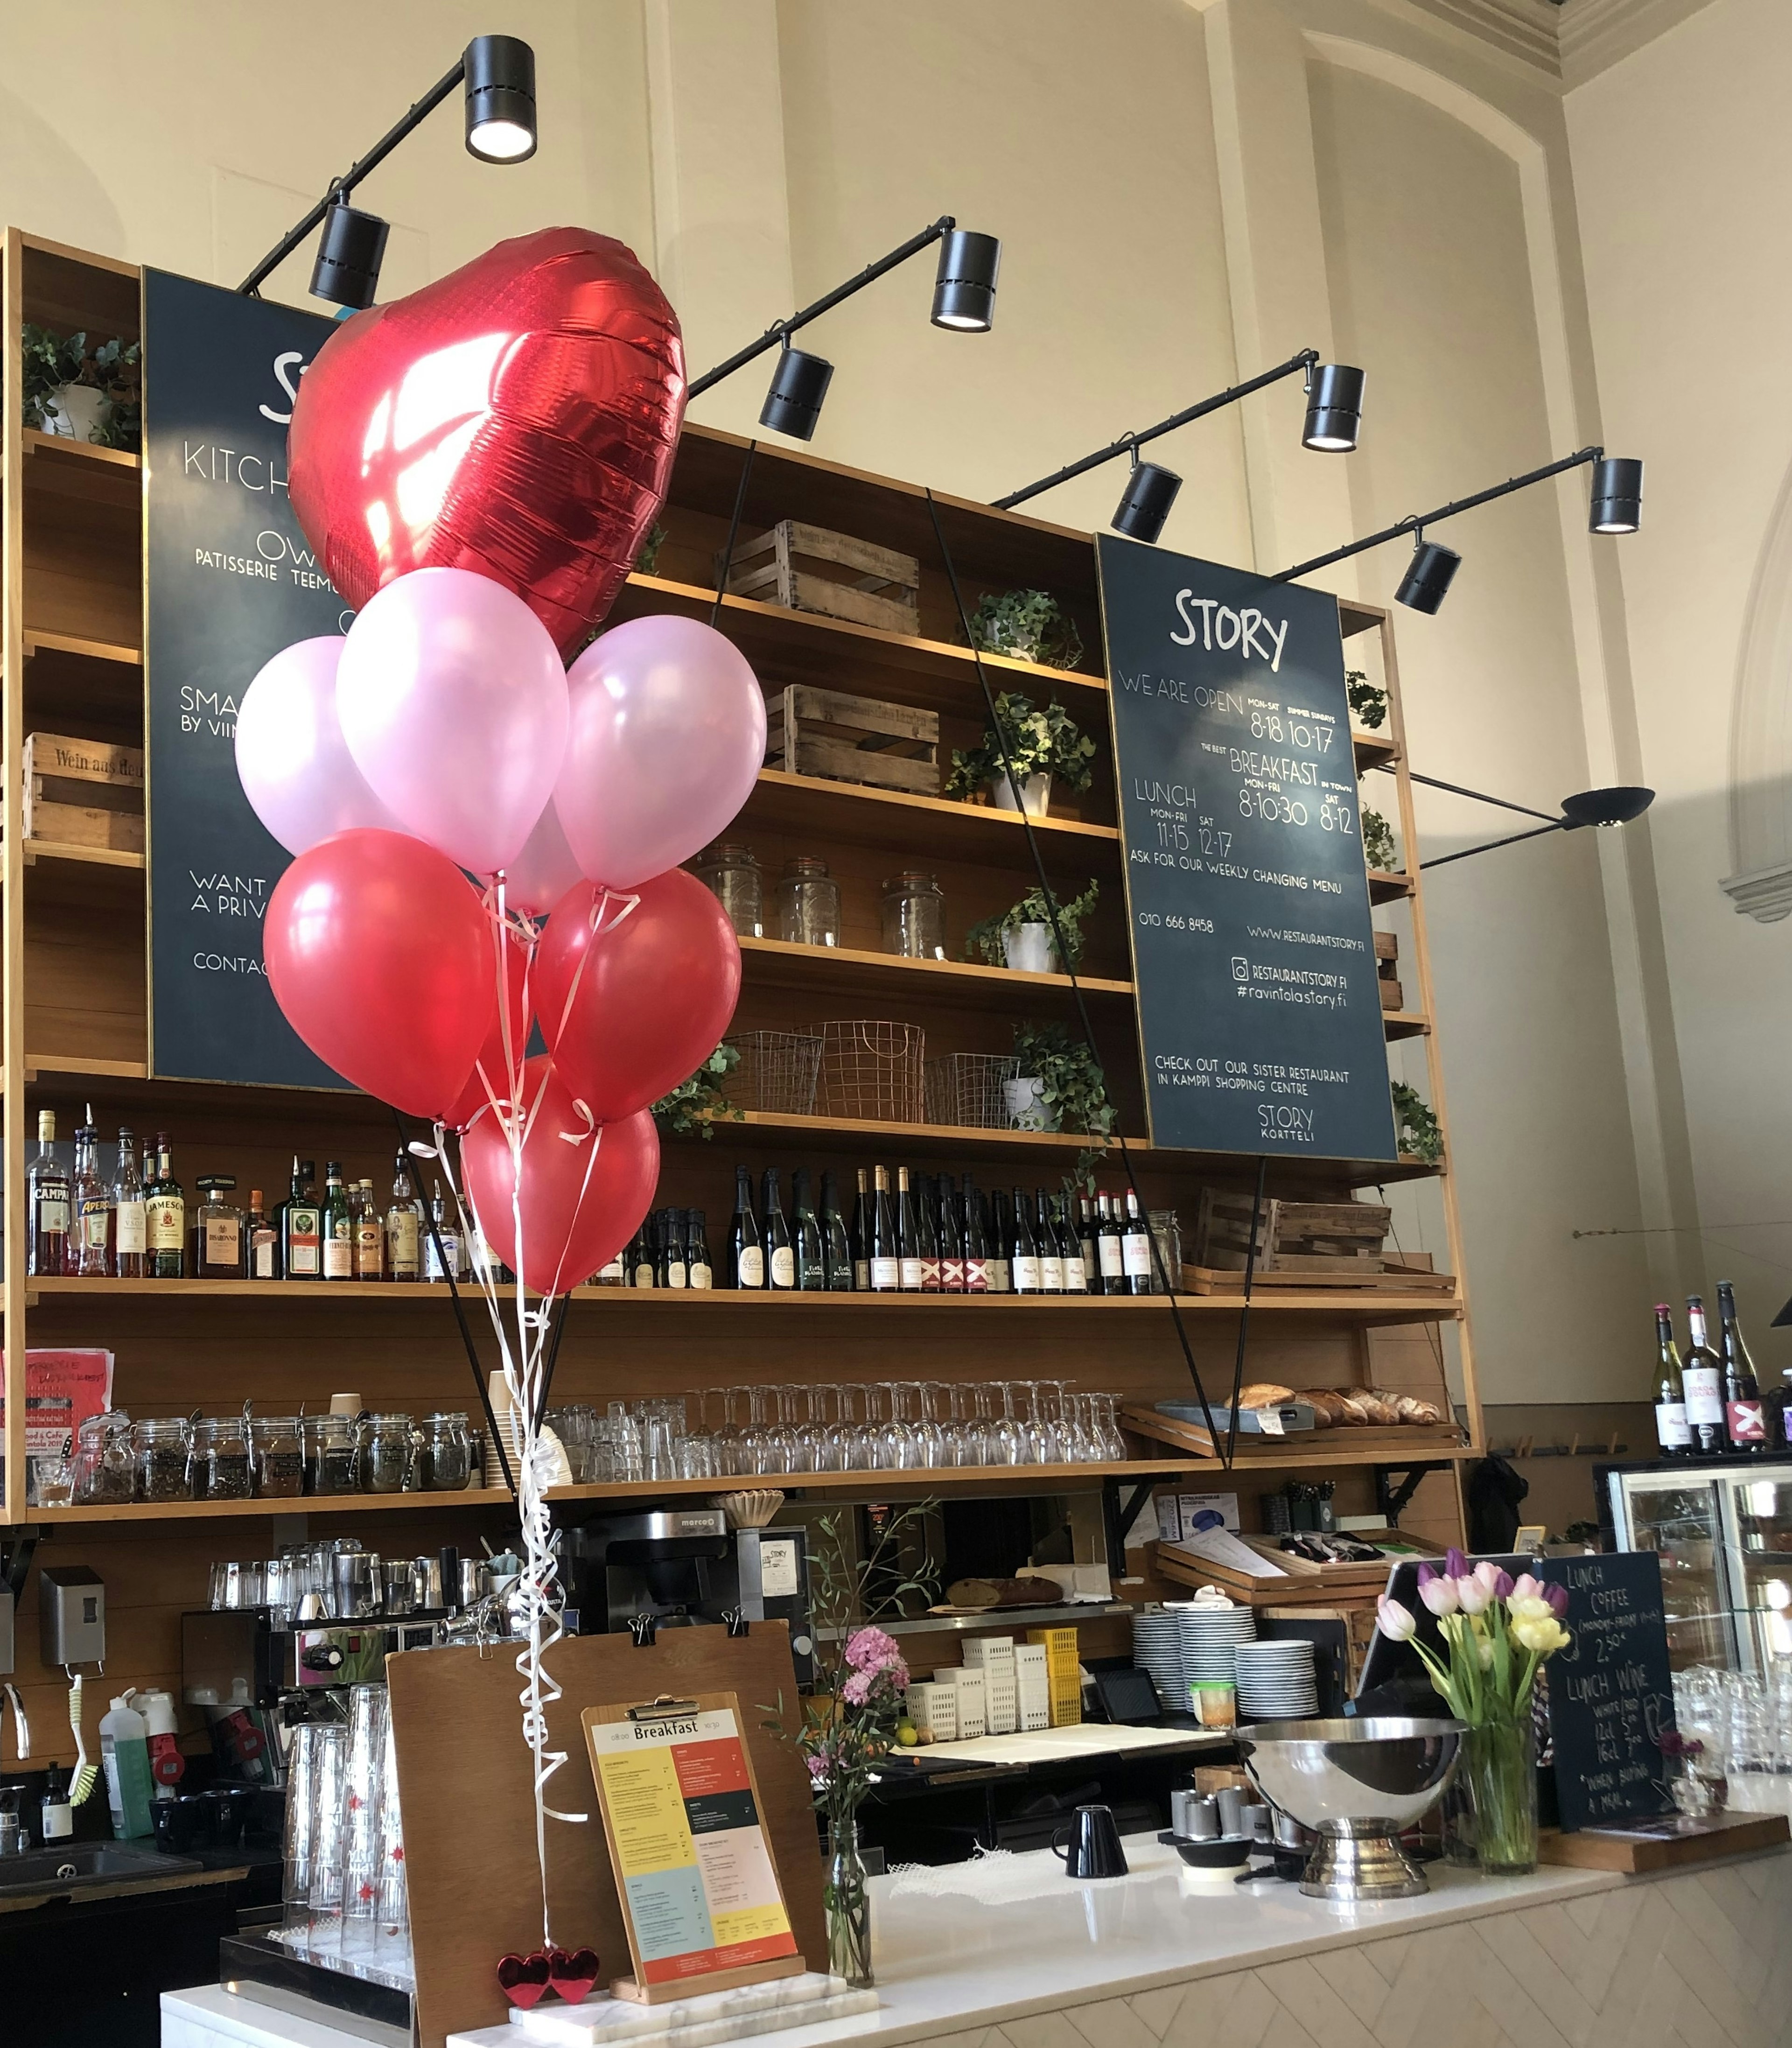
[1540,1553,1675,1830]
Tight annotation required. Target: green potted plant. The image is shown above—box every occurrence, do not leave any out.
[1391,1080,1442,1162]
[1362,806,1398,873]
[1008,1020,1114,1136]
[943,691,1097,817]
[1347,668,1387,731]
[651,1042,743,1136]
[966,588,1083,671]
[964,879,1099,976]
[20,326,140,448]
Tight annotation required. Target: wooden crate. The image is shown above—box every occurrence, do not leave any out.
[1123,1401,1464,1463]
[22,728,144,851]
[1376,929,1401,1010]
[765,683,938,796]
[1194,1189,1392,1274]
[722,519,920,636]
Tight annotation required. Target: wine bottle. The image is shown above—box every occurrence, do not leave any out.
[761,1167,795,1290]
[914,1170,941,1291]
[869,1166,900,1291]
[633,1213,660,1290]
[851,1168,871,1291]
[896,1167,924,1291]
[661,1209,687,1289]
[1011,1185,1041,1294]
[962,1174,989,1293]
[1078,1194,1099,1297]
[1060,1195,1087,1293]
[686,1209,713,1290]
[729,1166,764,1289]
[985,1186,1011,1292]
[1120,1188,1154,1296]
[1719,1280,1767,1454]
[792,1168,826,1291]
[1653,1304,1691,1457]
[819,1171,854,1291]
[1035,1190,1063,1293]
[1682,1295,1724,1457]
[1097,1192,1126,1292]
[938,1176,965,1292]
[112,1126,146,1279]
[27,1110,70,1280]
[425,1182,462,1282]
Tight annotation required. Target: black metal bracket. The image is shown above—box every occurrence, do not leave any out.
[1102,1477,1159,1572]
[1,1533,38,1602]
[1374,1462,1450,1525]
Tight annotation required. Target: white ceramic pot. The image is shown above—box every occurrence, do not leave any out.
[45,384,107,442]
[1002,922,1057,975]
[1005,1076,1049,1131]
[990,771,1051,817]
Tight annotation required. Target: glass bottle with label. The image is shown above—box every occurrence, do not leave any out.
[354,1179,385,1280]
[1096,1192,1126,1293]
[246,1189,281,1281]
[112,1126,146,1279]
[983,1185,1010,1292]
[1077,1195,1099,1296]
[321,1163,354,1280]
[1718,1280,1766,1454]
[792,1169,826,1290]
[28,1109,70,1278]
[1059,1196,1088,1293]
[869,1166,900,1292]
[189,1176,245,1279]
[659,1209,688,1290]
[424,1183,461,1281]
[914,1171,941,1291]
[385,1153,421,1282]
[1010,1186,1041,1294]
[728,1168,764,1289]
[1682,1295,1725,1457]
[281,1158,322,1281]
[896,1168,924,1291]
[1652,1303,1690,1456]
[761,1168,796,1290]
[962,1174,990,1293]
[73,1108,113,1278]
[937,1177,965,1292]
[1034,1190,1063,1293]
[686,1209,713,1291]
[1120,1188,1155,1296]
[146,1133,186,1279]
[819,1173,853,1291]
[631,1214,659,1289]
[850,1168,871,1291]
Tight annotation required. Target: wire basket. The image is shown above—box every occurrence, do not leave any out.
[924,1052,1023,1130]
[723,1029,824,1115]
[818,1020,925,1123]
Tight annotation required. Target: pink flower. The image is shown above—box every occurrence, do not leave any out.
[840,1670,874,1706]
[1419,1573,1460,1617]
[1472,1560,1502,1594]
[1377,1595,1417,1641]
[1457,1577,1493,1616]
[845,1626,904,1674]
[806,1754,828,1781]
[1444,1548,1470,1578]
[1510,1573,1542,1602]
[1545,1581,1569,1619]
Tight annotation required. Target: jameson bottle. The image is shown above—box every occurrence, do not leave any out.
[1718,1281,1767,1454]
[1682,1295,1725,1457]
[146,1134,186,1280]
[819,1171,854,1291]
[1653,1304,1691,1456]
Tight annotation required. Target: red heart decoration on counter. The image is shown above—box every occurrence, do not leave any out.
[496,1950,552,2009]
[289,227,685,658]
[546,1946,602,2005]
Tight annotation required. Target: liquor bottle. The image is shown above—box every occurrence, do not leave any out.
[28,1110,70,1279]
[819,1171,854,1291]
[660,1208,688,1290]
[1718,1280,1767,1454]
[280,1158,322,1281]
[1097,1192,1126,1293]
[321,1163,354,1280]
[896,1167,924,1291]
[633,1213,660,1290]
[792,1169,826,1291]
[962,1173,989,1293]
[112,1127,146,1279]
[424,1183,461,1282]
[914,1170,941,1291]
[1682,1295,1725,1457]
[1078,1195,1100,1297]
[594,1239,626,1286]
[1652,1304,1690,1457]
[686,1210,713,1291]
[1035,1191,1063,1293]
[385,1153,421,1282]
[938,1176,966,1292]
[1011,1186,1041,1294]
[761,1168,795,1290]
[353,1180,385,1280]
[72,1107,112,1279]
[1120,1188,1155,1296]
[191,1176,245,1278]
[850,1168,871,1291]
[728,1166,764,1289]
[146,1134,186,1280]
[984,1186,1010,1293]
[869,1166,900,1292]
[1060,1196,1088,1293]
[246,1189,280,1281]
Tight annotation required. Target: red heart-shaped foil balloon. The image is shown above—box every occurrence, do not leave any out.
[546,1945,602,2004]
[289,228,684,657]
[496,1950,552,2009]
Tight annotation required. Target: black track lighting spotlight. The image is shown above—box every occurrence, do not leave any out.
[1560,786,1654,829]
[760,346,834,441]
[931,230,1001,331]
[1112,459,1182,545]
[464,34,538,161]
[1395,538,1462,615]
[1302,364,1365,452]
[1589,457,1643,535]
[310,201,391,311]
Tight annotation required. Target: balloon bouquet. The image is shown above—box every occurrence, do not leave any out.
[231,231,763,1948]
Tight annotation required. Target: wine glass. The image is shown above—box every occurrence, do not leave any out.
[1096,1392,1127,1460]
[912,1384,946,1469]
[881,1382,919,1470]
[992,1383,1026,1466]
[1021,1381,1060,1465]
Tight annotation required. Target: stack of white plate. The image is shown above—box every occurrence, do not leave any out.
[1132,1610,1188,1705]
[1175,1604,1257,1693]
[1233,1640,1319,1721]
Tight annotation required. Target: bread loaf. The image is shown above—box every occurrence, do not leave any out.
[1331,1392,1371,1424]
[1236,1382,1295,1408]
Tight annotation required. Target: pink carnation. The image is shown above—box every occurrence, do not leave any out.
[806,1754,828,1781]
[840,1670,874,1706]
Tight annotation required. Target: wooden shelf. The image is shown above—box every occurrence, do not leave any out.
[1351,729,1399,770]
[1367,869,1414,905]
[739,932,1132,1011]
[21,428,141,472]
[19,840,144,870]
[23,628,141,667]
[30,1487,515,1526]
[1383,1010,1430,1041]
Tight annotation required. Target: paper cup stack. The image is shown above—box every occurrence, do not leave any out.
[1232,1639,1319,1720]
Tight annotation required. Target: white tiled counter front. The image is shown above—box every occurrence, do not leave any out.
[161,1837,1792,2048]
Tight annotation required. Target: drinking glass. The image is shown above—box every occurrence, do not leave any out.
[305,1724,350,1946]
[992,1383,1027,1466]
[341,1686,387,1952]
[882,1382,923,1470]
[1095,1392,1127,1460]
[606,1400,644,1482]
[1022,1382,1061,1465]
[766,1388,799,1476]
[742,1387,773,1475]
[283,1723,338,1931]
[375,1712,408,1945]
[795,1387,827,1474]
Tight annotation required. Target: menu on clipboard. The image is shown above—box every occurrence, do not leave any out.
[584,1695,802,2003]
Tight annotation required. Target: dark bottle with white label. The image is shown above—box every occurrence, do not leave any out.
[914,1171,941,1291]
[896,1168,924,1291]
[686,1210,713,1291]
[761,1168,795,1290]
[729,1168,764,1290]
[962,1174,989,1293]
[1011,1186,1042,1294]
[1653,1304,1690,1457]
[281,1157,321,1280]
[1682,1295,1725,1457]
[1059,1195,1088,1293]
[869,1166,900,1292]
[984,1186,1010,1292]
[791,1168,826,1291]
[937,1176,965,1292]
[1035,1191,1063,1293]
[659,1208,688,1290]
[1097,1192,1126,1292]
[850,1168,871,1291]
[1719,1281,1766,1455]
[819,1172,854,1291]
[1078,1195,1099,1296]
[1120,1188,1155,1296]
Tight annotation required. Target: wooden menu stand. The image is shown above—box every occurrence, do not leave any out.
[385,1624,824,2048]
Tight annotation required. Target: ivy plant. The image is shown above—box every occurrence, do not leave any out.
[1391,1080,1442,1162]
[651,1041,744,1137]
[1012,1020,1114,1138]
[966,588,1083,671]
[1346,668,1387,731]
[17,326,140,449]
[964,878,1099,969]
[944,691,1098,800]
[1362,807,1398,872]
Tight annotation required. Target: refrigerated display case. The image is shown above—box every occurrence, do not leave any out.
[1715,1470,1792,1674]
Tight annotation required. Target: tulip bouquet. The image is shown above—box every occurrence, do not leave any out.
[1376,1551,1571,1873]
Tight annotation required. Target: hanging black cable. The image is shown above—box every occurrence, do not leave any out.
[923,490,1230,1466]
[532,1294,575,1432]
[711,441,760,628]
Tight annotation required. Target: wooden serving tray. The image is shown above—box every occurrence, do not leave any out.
[1540,1810,1789,1871]
[1122,1402,1465,1462]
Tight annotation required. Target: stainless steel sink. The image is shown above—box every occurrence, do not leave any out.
[0,1844,205,1895]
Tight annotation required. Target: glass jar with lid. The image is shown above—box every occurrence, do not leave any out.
[193,1415,253,1501]
[777,856,840,947]
[694,842,763,939]
[419,1412,472,1492]
[250,1416,306,1498]
[362,1414,417,1494]
[70,1410,134,1505]
[305,1413,360,1496]
[880,871,945,959]
[134,1417,194,1503]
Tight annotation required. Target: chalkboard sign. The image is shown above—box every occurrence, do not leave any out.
[1539,1551,1676,1830]
[1095,539,1395,1160]
[143,268,350,1088]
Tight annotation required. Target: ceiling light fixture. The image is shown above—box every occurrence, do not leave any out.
[1399,768,1657,870]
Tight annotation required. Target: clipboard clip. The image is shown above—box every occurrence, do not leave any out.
[722,1606,750,1638]
[628,1696,702,1723]
[627,1613,659,1648]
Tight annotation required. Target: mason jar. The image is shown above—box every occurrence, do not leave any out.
[777,856,840,947]
[694,842,763,939]
[133,1417,194,1503]
[250,1415,306,1499]
[193,1415,253,1501]
[70,1410,134,1505]
[304,1414,360,1496]
[880,871,945,959]
[418,1412,472,1492]
[362,1414,417,1494]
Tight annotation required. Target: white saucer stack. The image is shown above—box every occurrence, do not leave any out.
[1232,1639,1319,1720]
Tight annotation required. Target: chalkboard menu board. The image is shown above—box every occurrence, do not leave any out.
[1095,539,1395,1159]
[1539,1551,1676,1830]
[143,268,350,1088]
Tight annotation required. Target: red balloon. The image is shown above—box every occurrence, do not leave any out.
[288,228,685,658]
[462,1056,659,1295]
[265,829,495,1117]
[535,870,741,1123]
[444,926,533,1130]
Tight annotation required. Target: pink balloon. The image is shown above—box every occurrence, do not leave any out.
[503,800,584,917]
[235,636,404,856]
[337,566,569,876]
[554,616,765,889]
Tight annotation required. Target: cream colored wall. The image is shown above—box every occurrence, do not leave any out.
[0,0,1683,1403]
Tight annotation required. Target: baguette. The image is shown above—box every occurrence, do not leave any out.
[1235,1382,1296,1408]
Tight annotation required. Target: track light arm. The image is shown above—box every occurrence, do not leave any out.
[688,215,957,399]
[1270,446,1603,584]
[238,56,467,297]
[995,349,1321,512]
[1420,822,1566,870]
[1403,769,1561,825]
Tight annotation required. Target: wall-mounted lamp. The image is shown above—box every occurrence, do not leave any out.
[687,215,1000,442]
[238,34,537,310]
[995,349,1364,540]
[1403,768,1655,870]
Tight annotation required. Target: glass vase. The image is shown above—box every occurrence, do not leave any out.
[824,1814,873,1988]
[1464,1715,1538,1875]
